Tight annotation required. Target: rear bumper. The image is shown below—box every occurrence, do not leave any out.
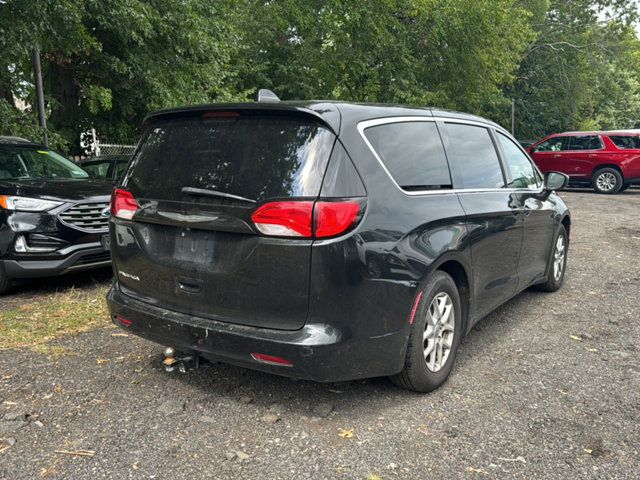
[106,283,408,382]
[2,243,111,278]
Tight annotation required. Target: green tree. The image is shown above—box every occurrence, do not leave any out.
[512,0,640,139]
[0,0,242,153]
[235,0,534,113]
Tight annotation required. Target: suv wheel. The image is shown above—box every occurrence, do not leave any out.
[0,264,11,295]
[391,271,462,392]
[535,225,568,292]
[592,168,623,194]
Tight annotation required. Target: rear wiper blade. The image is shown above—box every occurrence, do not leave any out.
[181,186,256,203]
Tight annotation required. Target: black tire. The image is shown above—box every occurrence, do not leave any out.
[391,271,462,392]
[620,183,630,192]
[592,168,623,194]
[0,263,11,295]
[535,225,568,292]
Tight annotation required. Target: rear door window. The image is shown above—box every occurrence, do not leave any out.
[567,135,603,151]
[442,123,505,189]
[497,133,541,189]
[609,135,640,149]
[126,114,336,201]
[363,121,452,191]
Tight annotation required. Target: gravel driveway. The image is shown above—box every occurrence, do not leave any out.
[1,189,639,479]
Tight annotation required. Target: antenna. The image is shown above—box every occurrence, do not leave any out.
[256,89,280,102]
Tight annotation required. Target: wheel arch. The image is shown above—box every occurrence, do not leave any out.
[560,214,571,242]
[592,163,624,179]
[430,254,472,336]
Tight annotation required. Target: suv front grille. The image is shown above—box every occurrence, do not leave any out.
[59,201,110,232]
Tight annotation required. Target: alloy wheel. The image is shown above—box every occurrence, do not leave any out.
[423,292,455,372]
[596,172,617,192]
[553,235,566,281]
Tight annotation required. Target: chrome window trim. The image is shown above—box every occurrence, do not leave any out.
[357,116,537,196]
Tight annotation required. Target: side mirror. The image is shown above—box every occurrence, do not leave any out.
[544,171,569,191]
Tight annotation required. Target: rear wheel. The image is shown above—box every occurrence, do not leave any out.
[0,264,11,295]
[592,168,622,194]
[391,271,462,392]
[535,225,568,292]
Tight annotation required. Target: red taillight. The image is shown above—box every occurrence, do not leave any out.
[114,315,132,327]
[110,189,139,220]
[314,201,362,238]
[251,353,293,367]
[250,199,364,239]
[250,201,314,237]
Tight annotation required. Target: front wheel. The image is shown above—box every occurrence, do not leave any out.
[535,225,568,292]
[391,271,462,392]
[592,168,623,194]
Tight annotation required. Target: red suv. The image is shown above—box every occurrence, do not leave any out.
[526,131,640,194]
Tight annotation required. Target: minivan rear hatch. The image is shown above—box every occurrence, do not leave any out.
[112,109,337,330]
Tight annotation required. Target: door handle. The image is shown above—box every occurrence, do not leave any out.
[177,279,201,294]
[553,154,561,158]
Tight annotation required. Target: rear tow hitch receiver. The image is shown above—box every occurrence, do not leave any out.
[162,347,204,373]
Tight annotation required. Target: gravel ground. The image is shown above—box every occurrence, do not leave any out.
[1,189,639,480]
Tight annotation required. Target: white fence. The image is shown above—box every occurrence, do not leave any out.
[79,128,136,158]
[94,142,136,157]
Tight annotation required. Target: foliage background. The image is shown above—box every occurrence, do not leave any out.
[0,0,639,153]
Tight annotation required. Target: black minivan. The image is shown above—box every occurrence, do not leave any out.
[107,98,570,392]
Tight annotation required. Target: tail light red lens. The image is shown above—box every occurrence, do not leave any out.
[250,201,314,237]
[110,189,139,220]
[250,199,364,239]
[314,201,362,238]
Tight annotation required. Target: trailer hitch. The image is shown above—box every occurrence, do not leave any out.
[162,347,204,373]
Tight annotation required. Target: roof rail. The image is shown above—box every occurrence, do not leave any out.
[256,89,280,103]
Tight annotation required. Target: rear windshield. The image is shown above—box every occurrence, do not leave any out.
[125,114,336,201]
[609,135,640,149]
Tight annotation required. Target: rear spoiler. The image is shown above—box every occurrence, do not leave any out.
[143,102,342,134]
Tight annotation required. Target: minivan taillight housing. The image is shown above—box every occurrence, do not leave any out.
[251,199,365,239]
[110,189,139,220]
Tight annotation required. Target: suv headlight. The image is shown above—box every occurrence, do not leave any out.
[0,195,63,212]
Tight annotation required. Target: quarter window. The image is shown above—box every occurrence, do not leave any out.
[442,123,504,189]
[364,121,452,191]
[497,133,541,189]
[609,135,640,149]
[567,135,603,151]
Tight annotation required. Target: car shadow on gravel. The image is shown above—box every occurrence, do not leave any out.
[155,288,541,418]
[1,267,113,309]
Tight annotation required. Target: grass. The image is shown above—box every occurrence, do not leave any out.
[0,286,110,355]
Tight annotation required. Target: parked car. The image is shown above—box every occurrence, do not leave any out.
[79,155,130,182]
[526,130,640,194]
[0,137,113,294]
[107,96,571,392]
